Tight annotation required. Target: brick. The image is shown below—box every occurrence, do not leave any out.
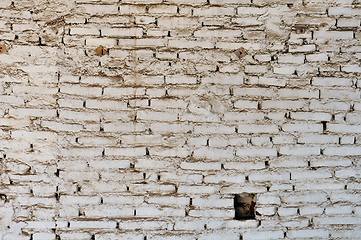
[324,146,361,156]
[278,54,304,64]
[82,4,118,14]
[325,205,353,215]
[70,221,117,229]
[193,7,235,16]
[202,73,244,85]
[280,146,320,155]
[287,230,329,238]
[236,148,277,157]
[312,77,352,87]
[103,122,146,133]
[291,169,332,180]
[321,89,360,99]
[313,216,360,225]
[298,134,338,144]
[306,53,328,62]
[282,192,328,203]
[314,31,354,40]
[106,147,145,156]
[180,162,221,171]
[169,39,214,49]
[328,7,361,16]
[245,65,268,74]
[258,77,286,86]
[102,27,143,37]
[342,65,361,73]
[166,75,197,84]
[295,181,345,191]
[289,44,316,53]
[278,207,298,216]
[310,100,350,111]
[70,26,99,35]
[243,231,284,240]
[148,5,178,14]
[96,234,144,240]
[9,108,56,118]
[338,18,360,27]
[262,100,306,110]
[249,171,290,182]
[237,124,278,134]
[117,38,167,47]
[60,85,102,97]
[273,65,296,75]
[328,124,361,133]
[257,193,281,205]
[290,112,331,121]
[188,209,233,218]
[59,110,101,122]
[224,161,265,171]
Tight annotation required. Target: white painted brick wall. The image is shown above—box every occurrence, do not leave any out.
[0,0,360,239]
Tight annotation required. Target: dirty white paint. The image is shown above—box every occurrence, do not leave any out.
[0,0,360,239]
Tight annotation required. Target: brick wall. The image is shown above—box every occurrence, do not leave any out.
[0,0,360,239]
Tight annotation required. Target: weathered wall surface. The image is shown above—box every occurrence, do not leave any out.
[0,0,361,239]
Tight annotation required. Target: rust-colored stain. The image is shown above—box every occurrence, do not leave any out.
[235,47,247,59]
[95,45,107,56]
[296,28,306,34]
[0,45,6,53]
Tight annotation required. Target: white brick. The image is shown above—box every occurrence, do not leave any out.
[237,124,278,134]
[313,216,360,225]
[102,27,143,37]
[278,207,298,216]
[71,26,99,35]
[273,65,296,75]
[287,230,329,238]
[325,205,353,215]
[282,123,323,133]
[245,65,268,74]
[193,7,235,16]
[306,53,328,62]
[315,31,354,40]
[312,77,352,87]
[342,65,361,73]
[180,162,221,171]
[289,44,316,53]
[204,173,245,184]
[243,231,284,240]
[291,169,332,180]
[224,161,265,171]
[189,209,233,218]
[236,148,277,157]
[290,112,331,121]
[280,146,320,155]
[298,134,338,144]
[262,100,306,110]
[257,193,281,205]
[166,75,197,84]
[106,147,145,156]
[329,7,361,16]
[282,192,327,203]
[324,146,361,156]
[278,54,304,64]
[33,233,56,240]
[70,221,117,229]
[249,172,290,182]
[258,77,286,86]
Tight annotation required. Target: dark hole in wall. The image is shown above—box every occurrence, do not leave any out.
[234,193,256,220]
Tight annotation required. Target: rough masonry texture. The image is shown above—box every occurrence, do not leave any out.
[0,0,360,239]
